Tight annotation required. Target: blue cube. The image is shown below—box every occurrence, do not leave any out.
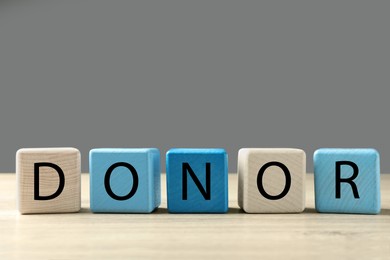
[89,148,160,213]
[166,148,228,213]
[314,148,380,214]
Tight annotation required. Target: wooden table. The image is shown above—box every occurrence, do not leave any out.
[1,173,389,259]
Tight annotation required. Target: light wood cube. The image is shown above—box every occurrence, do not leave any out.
[238,148,306,213]
[17,148,81,214]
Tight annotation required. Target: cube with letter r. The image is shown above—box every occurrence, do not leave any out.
[166,148,228,213]
[89,148,161,213]
[314,148,381,214]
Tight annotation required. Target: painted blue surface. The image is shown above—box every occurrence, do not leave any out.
[314,148,380,214]
[166,148,228,213]
[89,148,160,213]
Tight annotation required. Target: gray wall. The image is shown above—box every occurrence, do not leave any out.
[1,1,389,173]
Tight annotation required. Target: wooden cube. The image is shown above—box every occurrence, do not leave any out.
[238,148,306,213]
[89,148,161,213]
[166,148,228,213]
[17,148,81,214]
[314,148,380,214]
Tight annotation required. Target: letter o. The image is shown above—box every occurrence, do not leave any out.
[104,162,139,201]
[257,161,291,200]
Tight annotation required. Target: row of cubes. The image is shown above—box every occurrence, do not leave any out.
[16,147,381,214]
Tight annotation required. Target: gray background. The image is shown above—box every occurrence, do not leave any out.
[0,1,389,173]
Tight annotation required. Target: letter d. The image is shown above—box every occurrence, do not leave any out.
[34,162,65,200]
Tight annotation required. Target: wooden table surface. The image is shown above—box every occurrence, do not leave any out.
[0,173,389,260]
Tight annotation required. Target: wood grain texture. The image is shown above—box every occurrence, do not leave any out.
[17,148,81,214]
[238,148,306,213]
[0,173,389,259]
[166,148,228,213]
[314,148,381,214]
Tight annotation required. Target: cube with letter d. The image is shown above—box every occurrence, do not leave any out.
[89,148,161,213]
[17,147,81,214]
[166,148,228,213]
[314,148,380,214]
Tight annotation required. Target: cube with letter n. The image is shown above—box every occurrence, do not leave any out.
[166,148,228,213]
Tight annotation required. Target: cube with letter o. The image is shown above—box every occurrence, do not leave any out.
[89,148,160,213]
[238,148,306,213]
